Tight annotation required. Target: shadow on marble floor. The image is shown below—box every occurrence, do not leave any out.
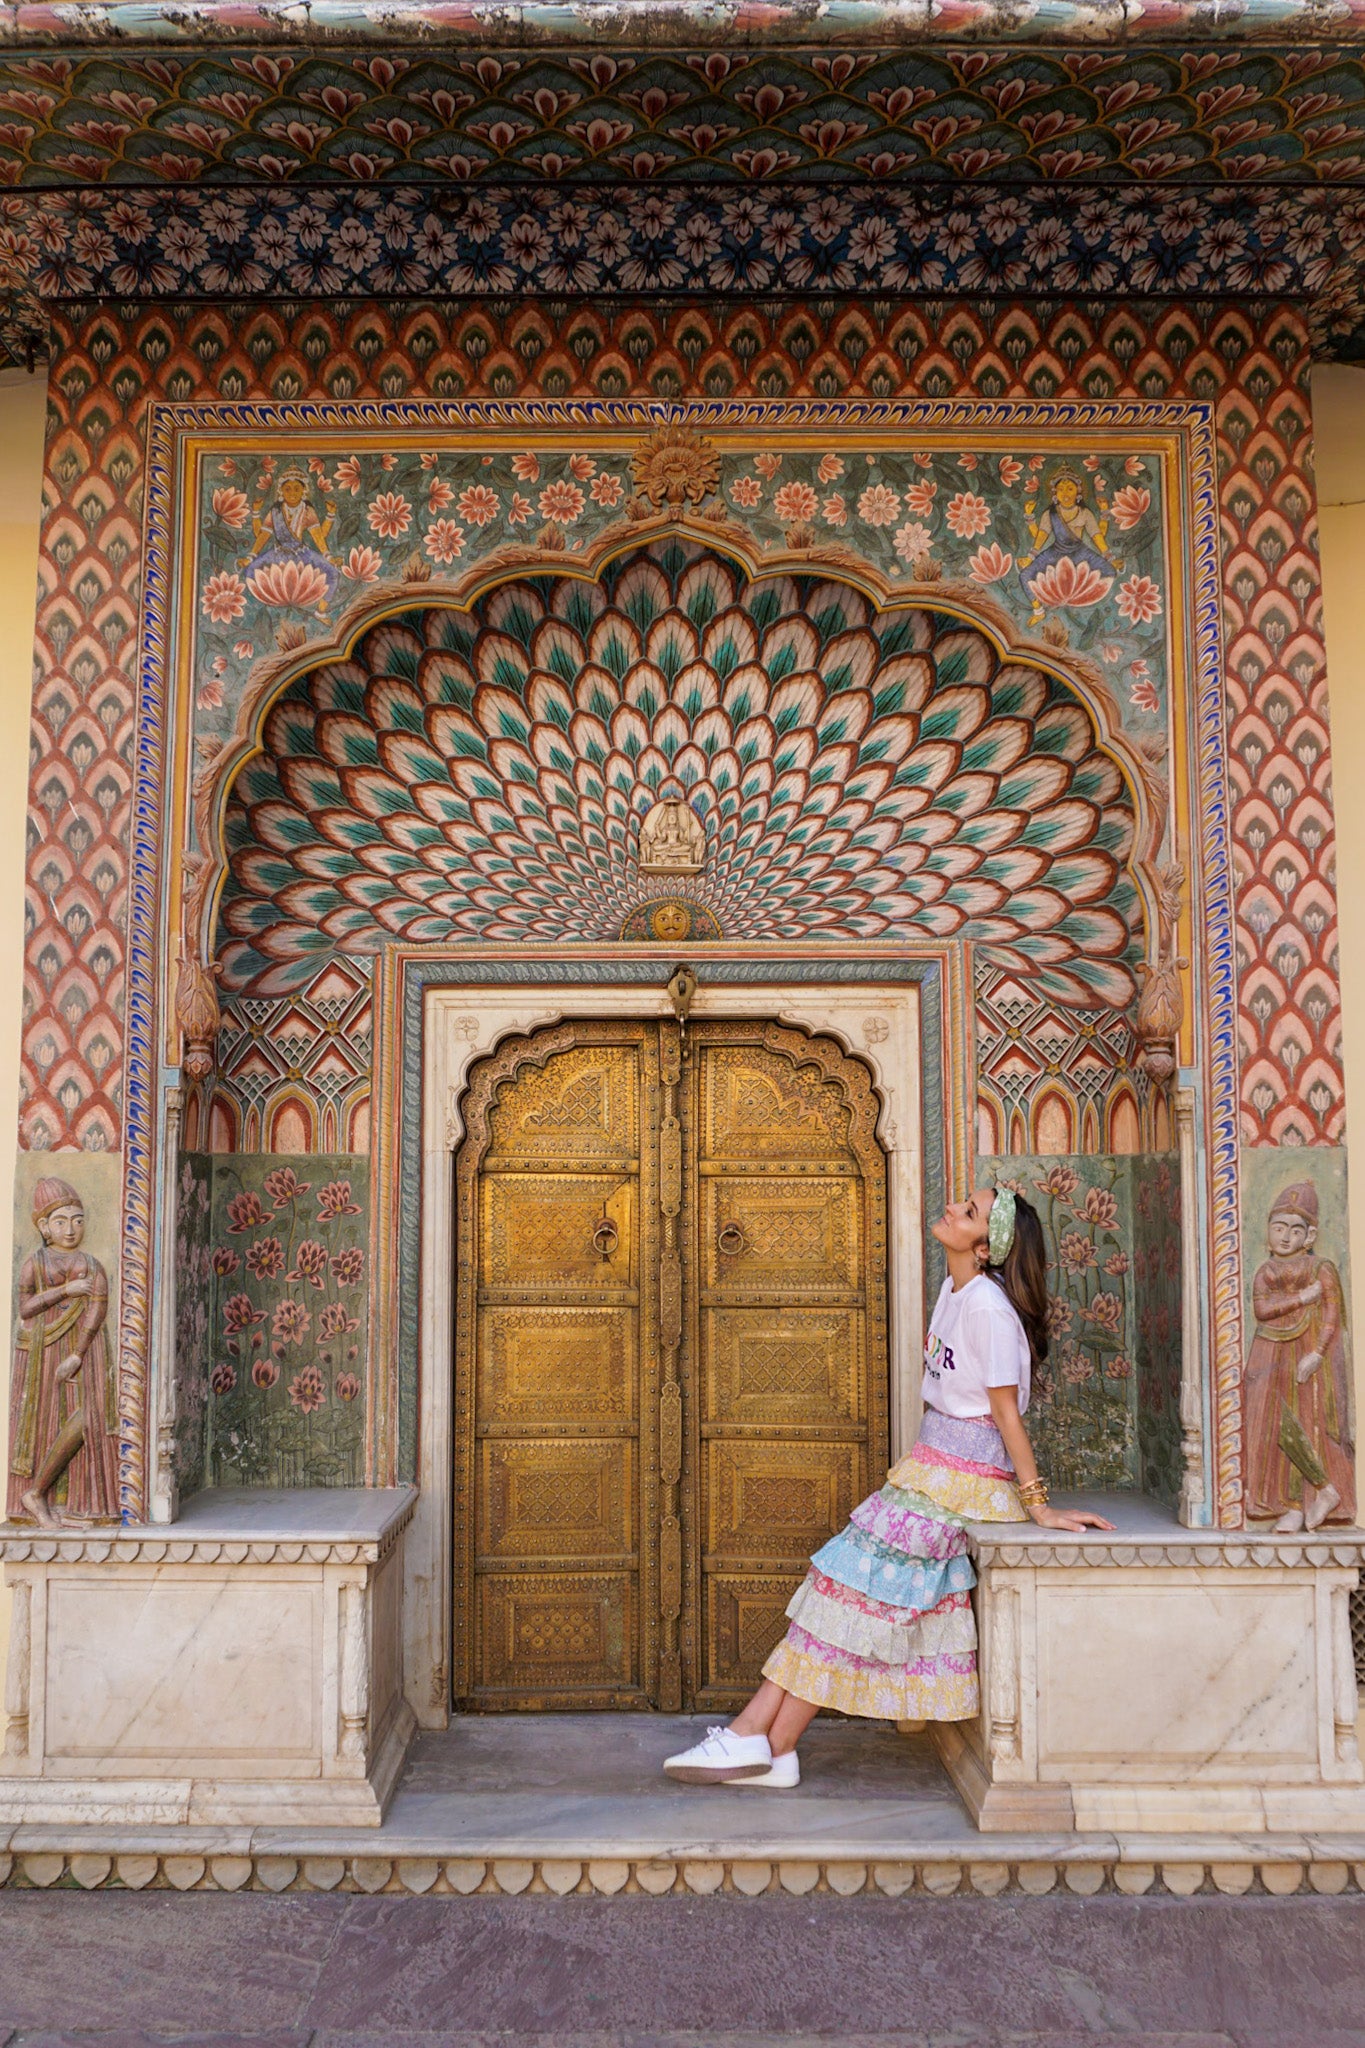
[400,1713,945,1799]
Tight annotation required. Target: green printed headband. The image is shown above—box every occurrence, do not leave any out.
[987,1186,1017,1267]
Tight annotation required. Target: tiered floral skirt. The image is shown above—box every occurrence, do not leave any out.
[761,1409,1023,1722]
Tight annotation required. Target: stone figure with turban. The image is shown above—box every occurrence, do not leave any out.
[1243,1178,1355,1531]
[7,1177,116,1526]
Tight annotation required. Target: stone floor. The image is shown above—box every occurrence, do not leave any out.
[6,1715,1365,1901]
[0,1885,1363,2046]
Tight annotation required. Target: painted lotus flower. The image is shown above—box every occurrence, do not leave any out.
[226,1190,265,1232]
[251,1357,280,1391]
[967,542,1013,584]
[202,570,247,624]
[317,1179,361,1219]
[222,1292,261,1334]
[424,518,466,564]
[1059,1230,1098,1274]
[1085,1289,1124,1336]
[291,1239,328,1287]
[945,490,991,538]
[273,1298,312,1345]
[538,479,586,524]
[288,1364,326,1413]
[210,1362,236,1396]
[1026,556,1113,609]
[245,1235,285,1280]
[336,1372,362,1402]
[857,483,900,526]
[218,542,1137,1012]
[458,484,501,527]
[773,481,818,523]
[211,485,251,530]
[1116,573,1162,624]
[342,545,383,584]
[264,1166,309,1206]
[893,521,934,562]
[1109,485,1151,530]
[247,560,331,610]
[367,491,412,540]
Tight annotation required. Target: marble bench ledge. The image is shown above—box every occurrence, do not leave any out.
[0,1484,419,1565]
[966,1489,1365,1566]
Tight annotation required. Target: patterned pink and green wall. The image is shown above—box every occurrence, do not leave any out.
[15,291,1344,1525]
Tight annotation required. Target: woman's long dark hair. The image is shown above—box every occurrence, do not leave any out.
[986,1193,1050,1369]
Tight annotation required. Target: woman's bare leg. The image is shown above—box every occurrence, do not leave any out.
[729,1678,786,1738]
[729,1679,820,1755]
[767,1693,819,1757]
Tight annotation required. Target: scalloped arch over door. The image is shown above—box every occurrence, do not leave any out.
[215,539,1140,1011]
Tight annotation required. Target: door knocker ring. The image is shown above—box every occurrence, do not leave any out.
[592,1218,620,1259]
[717,1221,747,1257]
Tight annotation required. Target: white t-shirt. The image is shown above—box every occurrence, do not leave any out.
[922,1273,1031,1419]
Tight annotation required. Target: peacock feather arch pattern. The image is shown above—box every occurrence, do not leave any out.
[216,539,1140,1009]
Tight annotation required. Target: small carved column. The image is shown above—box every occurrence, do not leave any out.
[4,1579,31,1758]
[339,1578,370,1764]
[988,1582,1021,1765]
[656,1019,684,1713]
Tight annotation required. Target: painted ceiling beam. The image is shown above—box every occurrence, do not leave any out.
[4,0,1365,49]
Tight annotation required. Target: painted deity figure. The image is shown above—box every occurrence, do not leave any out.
[1243,1179,1355,1531]
[1018,465,1121,623]
[241,462,340,616]
[6,1179,117,1528]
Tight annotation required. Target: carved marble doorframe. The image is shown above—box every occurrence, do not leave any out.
[393,956,946,1730]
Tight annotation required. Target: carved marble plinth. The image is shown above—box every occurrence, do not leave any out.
[934,1494,1365,1834]
[0,1486,417,1828]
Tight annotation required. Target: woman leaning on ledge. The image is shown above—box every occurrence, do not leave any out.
[664,1185,1114,1790]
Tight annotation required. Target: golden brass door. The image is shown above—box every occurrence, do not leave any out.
[453,1018,888,1711]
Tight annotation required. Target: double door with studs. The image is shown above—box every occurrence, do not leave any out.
[453,1017,890,1711]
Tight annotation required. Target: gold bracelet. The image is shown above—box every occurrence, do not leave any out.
[1017,1479,1049,1508]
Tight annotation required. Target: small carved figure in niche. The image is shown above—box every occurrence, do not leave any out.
[640,791,705,873]
[1243,1179,1355,1531]
[7,1179,116,1528]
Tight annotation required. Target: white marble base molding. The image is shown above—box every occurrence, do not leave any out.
[936,1494,1365,1834]
[0,1488,417,1828]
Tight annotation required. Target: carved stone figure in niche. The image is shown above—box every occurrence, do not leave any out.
[7,1179,116,1528]
[1243,1179,1355,1531]
[640,792,704,873]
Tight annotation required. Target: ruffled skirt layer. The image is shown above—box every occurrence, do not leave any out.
[761,1409,1023,1722]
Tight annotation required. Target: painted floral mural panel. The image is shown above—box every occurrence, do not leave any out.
[192,431,1172,741]
[173,1149,212,1500]
[1133,1153,1183,1508]
[205,1153,368,1487]
[982,1154,1140,1493]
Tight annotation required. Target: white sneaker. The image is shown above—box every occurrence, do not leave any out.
[736,1750,800,1789]
[663,1725,773,1783]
